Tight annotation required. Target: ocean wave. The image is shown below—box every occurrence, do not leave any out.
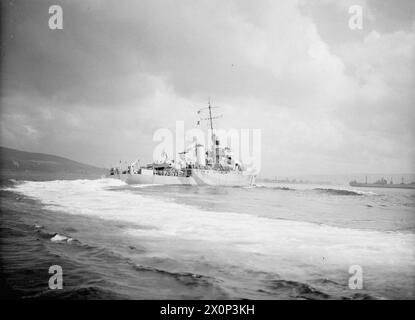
[132,264,219,288]
[3,177,127,192]
[10,178,415,286]
[32,224,79,244]
[343,293,379,300]
[253,184,296,191]
[313,188,377,196]
[261,278,380,300]
[50,233,75,243]
[129,184,162,188]
[252,184,380,196]
[0,179,23,189]
[260,279,331,299]
[26,285,126,300]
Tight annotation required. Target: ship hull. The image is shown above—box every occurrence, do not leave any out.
[350,182,415,189]
[114,169,255,187]
[191,169,255,186]
[116,173,195,185]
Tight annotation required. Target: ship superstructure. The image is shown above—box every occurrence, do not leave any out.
[109,102,255,186]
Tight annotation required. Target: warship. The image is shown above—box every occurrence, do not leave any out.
[109,102,256,187]
[349,177,415,189]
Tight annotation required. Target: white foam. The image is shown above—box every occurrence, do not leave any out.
[348,189,378,196]
[50,234,72,242]
[9,178,415,280]
[129,184,162,188]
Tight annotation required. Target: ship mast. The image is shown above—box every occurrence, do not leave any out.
[208,98,214,131]
[208,99,215,164]
[197,99,222,165]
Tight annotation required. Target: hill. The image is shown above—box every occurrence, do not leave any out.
[0,146,106,180]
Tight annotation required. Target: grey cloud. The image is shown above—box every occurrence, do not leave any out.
[1,0,414,174]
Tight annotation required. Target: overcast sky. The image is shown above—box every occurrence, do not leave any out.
[1,0,414,176]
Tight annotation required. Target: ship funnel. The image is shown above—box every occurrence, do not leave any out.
[195,144,206,166]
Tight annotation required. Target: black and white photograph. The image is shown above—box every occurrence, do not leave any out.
[0,0,414,306]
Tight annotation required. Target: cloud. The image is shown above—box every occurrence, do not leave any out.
[1,0,414,174]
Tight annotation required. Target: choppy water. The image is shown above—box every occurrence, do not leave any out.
[1,177,414,299]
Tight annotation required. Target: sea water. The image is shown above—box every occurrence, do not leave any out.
[1,177,414,299]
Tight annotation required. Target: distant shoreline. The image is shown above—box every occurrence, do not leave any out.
[0,146,106,182]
